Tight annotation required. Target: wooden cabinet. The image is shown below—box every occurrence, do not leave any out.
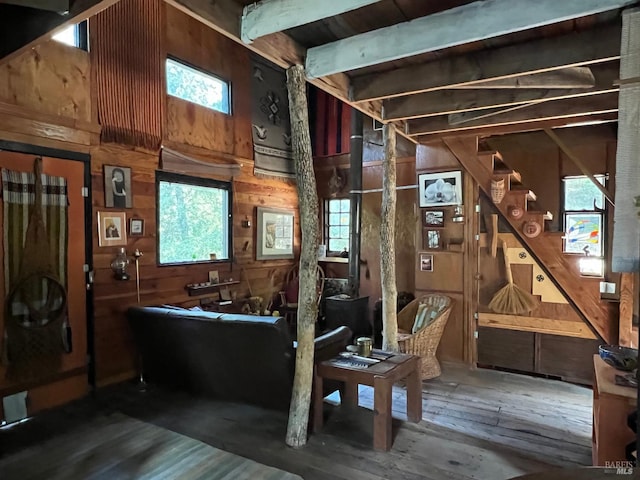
[592,355,636,466]
[477,327,599,384]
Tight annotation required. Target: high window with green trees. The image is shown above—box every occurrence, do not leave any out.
[165,58,231,114]
[156,171,231,265]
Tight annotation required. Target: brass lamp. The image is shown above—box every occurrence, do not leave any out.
[110,247,130,280]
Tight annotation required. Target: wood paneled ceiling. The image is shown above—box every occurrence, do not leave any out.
[1,0,634,144]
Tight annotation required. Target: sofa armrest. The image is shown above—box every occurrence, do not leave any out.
[313,326,352,363]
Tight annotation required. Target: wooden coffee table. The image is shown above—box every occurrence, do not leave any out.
[313,350,422,451]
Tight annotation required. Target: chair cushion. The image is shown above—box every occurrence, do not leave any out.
[412,304,443,334]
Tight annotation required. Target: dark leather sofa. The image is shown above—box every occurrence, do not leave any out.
[127,306,351,410]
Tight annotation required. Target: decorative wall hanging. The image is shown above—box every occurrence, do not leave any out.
[104,165,132,208]
[490,177,506,204]
[563,213,603,256]
[91,0,164,149]
[129,218,144,236]
[418,171,462,207]
[328,167,346,198]
[251,55,294,180]
[508,205,524,219]
[256,207,294,260]
[2,158,69,381]
[523,220,542,238]
[424,230,441,249]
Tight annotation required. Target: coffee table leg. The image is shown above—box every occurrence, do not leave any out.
[343,381,359,408]
[406,358,422,423]
[313,370,324,432]
[373,376,392,451]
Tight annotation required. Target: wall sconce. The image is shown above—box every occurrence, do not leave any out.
[451,205,465,223]
[111,247,130,280]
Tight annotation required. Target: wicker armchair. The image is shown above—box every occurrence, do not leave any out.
[396,294,453,380]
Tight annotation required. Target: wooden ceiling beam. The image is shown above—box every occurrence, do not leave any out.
[0,0,69,12]
[240,0,382,44]
[384,64,618,121]
[451,67,596,89]
[166,0,417,143]
[407,92,619,137]
[352,23,621,102]
[0,0,119,63]
[305,0,634,79]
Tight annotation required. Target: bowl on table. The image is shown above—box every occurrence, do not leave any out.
[598,345,638,372]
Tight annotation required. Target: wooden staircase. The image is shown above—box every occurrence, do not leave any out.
[444,136,612,343]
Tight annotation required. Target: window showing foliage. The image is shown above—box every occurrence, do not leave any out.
[157,172,231,265]
[166,58,231,114]
[563,175,605,211]
[326,198,350,253]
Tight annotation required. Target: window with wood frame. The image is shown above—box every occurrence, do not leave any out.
[324,198,350,254]
[165,57,231,114]
[562,174,606,276]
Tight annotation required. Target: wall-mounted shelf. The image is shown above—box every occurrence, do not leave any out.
[319,256,349,264]
[186,280,240,296]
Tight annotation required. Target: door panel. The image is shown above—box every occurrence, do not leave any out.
[0,150,88,418]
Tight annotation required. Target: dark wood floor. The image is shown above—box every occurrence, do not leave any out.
[0,364,593,480]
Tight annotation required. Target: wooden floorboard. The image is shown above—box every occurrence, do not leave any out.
[0,363,593,479]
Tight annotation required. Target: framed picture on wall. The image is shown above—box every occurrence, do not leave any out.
[424,230,441,249]
[256,207,295,260]
[104,165,132,208]
[424,210,444,227]
[129,218,144,236]
[97,211,127,247]
[418,171,462,208]
[420,253,433,272]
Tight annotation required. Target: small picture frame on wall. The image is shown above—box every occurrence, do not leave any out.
[104,165,132,208]
[97,211,127,247]
[129,218,144,236]
[424,210,444,227]
[425,230,441,249]
[420,253,433,272]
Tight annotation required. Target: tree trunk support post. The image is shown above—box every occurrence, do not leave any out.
[285,64,320,448]
[381,123,399,351]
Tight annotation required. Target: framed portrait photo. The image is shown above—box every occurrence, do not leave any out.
[129,218,144,236]
[424,210,444,227]
[420,253,433,272]
[425,230,441,249]
[418,171,463,208]
[97,211,127,247]
[256,207,294,260]
[104,165,132,208]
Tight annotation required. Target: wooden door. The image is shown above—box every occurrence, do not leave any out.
[0,149,89,420]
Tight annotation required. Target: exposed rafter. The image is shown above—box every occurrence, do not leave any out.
[240,0,382,44]
[408,92,619,137]
[167,0,417,144]
[352,24,621,102]
[383,64,618,121]
[305,0,634,79]
[1,0,69,12]
[451,67,596,89]
[0,0,119,63]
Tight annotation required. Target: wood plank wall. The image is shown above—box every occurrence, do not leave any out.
[314,156,416,329]
[90,5,299,385]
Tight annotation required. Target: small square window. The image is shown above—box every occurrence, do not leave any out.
[166,58,231,114]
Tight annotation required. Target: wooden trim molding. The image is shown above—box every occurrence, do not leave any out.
[479,312,597,339]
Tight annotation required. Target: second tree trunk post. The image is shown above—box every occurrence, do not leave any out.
[381,123,399,351]
[285,64,320,448]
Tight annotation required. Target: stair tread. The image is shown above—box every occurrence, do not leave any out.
[508,189,537,201]
[527,210,554,221]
